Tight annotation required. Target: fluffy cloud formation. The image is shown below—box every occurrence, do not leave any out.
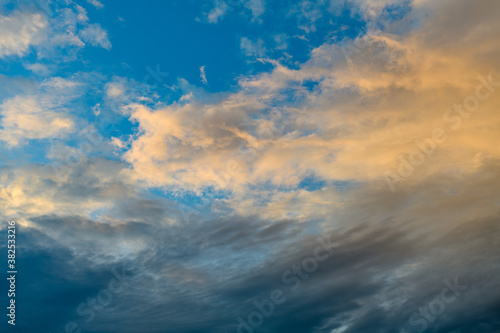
[122,0,500,207]
[0,1,111,62]
[0,77,81,146]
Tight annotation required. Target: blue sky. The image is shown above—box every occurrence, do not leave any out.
[1,0,500,333]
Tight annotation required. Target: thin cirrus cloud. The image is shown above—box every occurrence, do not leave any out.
[87,0,105,10]
[206,0,265,23]
[79,23,112,50]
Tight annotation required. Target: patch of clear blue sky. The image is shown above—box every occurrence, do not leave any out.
[0,0,369,110]
[298,174,327,192]
[80,0,365,93]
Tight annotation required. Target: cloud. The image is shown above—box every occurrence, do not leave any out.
[244,0,265,22]
[240,36,267,57]
[23,62,55,76]
[0,1,111,62]
[180,92,193,101]
[0,11,47,57]
[79,23,112,50]
[274,33,289,50]
[207,0,228,23]
[87,0,105,9]
[0,77,83,146]
[115,0,500,222]
[0,96,73,146]
[106,81,126,98]
[4,164,500,332]
[199,65,207,84]
[205,0,265,24]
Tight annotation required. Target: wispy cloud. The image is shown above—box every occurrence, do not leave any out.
[199,65,207,84]
[0,77,82,146]
[87,0,105,9]
[0,11,47,58]
[240,36,267,57]
[207,0,228,23]
[79,23,112,50]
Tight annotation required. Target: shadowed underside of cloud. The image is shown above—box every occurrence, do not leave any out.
[1,157,499,332]
[5,204,500,333]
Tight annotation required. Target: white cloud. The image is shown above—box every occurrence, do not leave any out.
[180,92,194,101]
[106,81,126,98]
[240,37,267,57]
[24,63,55,76]
[0,2,111,62]
[207,0,228,23]
[0,97,72,146]
[79,23,112,50]
[0,11,47,58]
[244,0,265,22]
[75,4,89,23]
[92,103,101,116]
[0,96,73,145]
[0,77,84,146]
[199,66,207,84]
[87,0,105,9]
[206,0,265,23]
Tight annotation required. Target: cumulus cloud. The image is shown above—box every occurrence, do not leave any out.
[244,0,265,22]
[24,62,55,76]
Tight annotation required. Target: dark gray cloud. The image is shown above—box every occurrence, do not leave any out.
[2,190,499,332]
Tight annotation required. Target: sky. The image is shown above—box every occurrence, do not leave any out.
[0,0,500,332]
